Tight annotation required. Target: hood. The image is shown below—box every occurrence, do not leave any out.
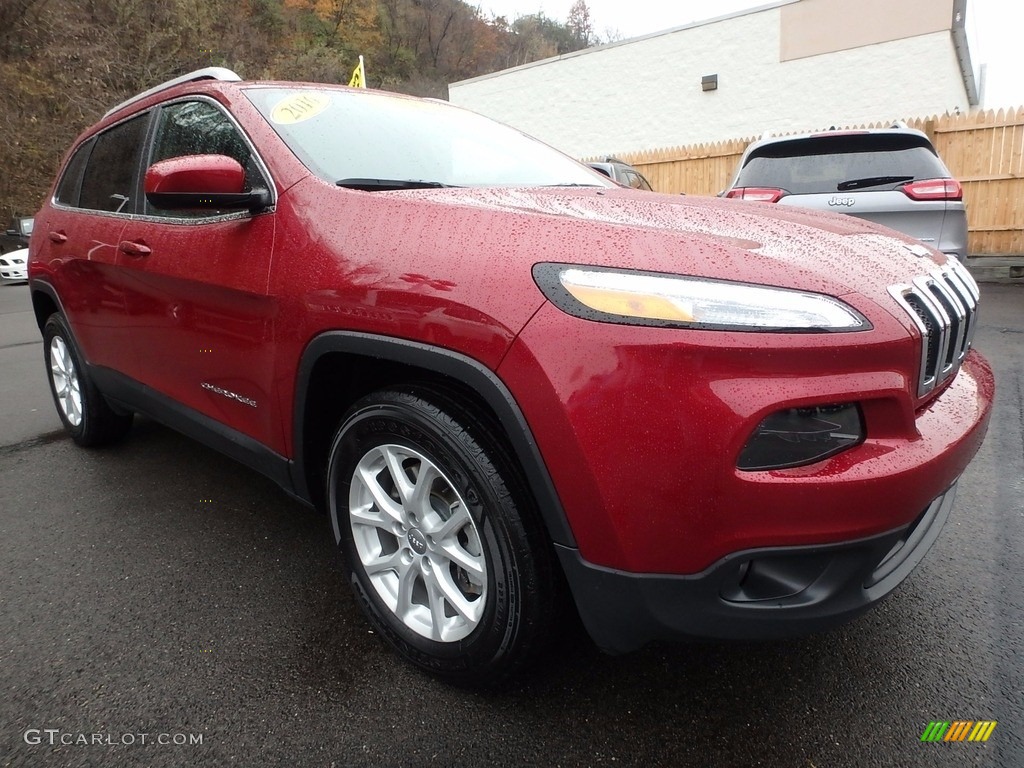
[389,186,949,307]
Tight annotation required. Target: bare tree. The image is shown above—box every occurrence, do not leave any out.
[566,0,593,47]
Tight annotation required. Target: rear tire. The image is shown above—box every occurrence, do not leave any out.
[43,313,132,447]
[326,386,561,686]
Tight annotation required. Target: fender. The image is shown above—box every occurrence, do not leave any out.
[28,277,66,332]
[292,332,577,547]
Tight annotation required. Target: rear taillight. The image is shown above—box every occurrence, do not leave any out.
[901,178,963,201]
[724,187,787,203]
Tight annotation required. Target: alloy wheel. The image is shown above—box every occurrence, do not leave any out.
[349,444,488,642]
[49,335,82,427]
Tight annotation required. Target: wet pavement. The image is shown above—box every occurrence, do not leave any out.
[1,282,1021,767]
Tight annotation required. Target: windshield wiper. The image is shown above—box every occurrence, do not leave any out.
[836,175,914,191]
[336,178,457,191]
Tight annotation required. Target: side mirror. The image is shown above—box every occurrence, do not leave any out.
[144,154,270,212]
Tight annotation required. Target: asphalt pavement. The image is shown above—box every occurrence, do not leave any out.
[0,281,1021,768]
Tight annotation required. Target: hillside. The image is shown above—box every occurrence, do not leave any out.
[0,0,597,219]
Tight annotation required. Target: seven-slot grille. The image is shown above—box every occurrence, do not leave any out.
[888,259,980,398]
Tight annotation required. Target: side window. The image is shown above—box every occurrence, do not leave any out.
[147,101,267,217]
[54,138,94,208]
[78,115,149,213]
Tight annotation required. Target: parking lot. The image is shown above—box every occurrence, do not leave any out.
[1,280,1021,767]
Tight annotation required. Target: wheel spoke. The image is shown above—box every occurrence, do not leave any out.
[394,559,418,619]
[437,540,486,582]
[363,548,404,576]
[424,575,448,641]
[350,503,398,533]
[52,339,65,368]
[51,346,67,386]
[382,446,415,505]
[68,392,81,423]
[433,566,482,624]
[409,462,441,518]
[357,464,405,524]
[429,501,471,539]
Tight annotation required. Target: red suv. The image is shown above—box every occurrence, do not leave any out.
[29,69,993,685]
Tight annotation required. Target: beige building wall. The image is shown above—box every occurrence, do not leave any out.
[780,0,954,60]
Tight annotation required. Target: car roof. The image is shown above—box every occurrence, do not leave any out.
[92,68,453,152]
[97,68,467,132]
[103,67,242,118]
[743,125,934,156]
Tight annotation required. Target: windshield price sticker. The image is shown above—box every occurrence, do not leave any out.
[271,92,331,125]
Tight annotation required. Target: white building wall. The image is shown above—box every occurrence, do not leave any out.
[449,7,970,158]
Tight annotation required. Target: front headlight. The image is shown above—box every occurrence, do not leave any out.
[533,264,870,332]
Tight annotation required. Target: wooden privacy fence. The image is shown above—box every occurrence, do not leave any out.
[612,107,1024,256]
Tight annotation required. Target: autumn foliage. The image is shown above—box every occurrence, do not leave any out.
[0,0,598,219]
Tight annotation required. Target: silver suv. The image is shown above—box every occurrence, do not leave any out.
[723,127,967,259]
[588,158,654,191]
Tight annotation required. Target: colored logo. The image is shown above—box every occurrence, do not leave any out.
[920,721,997,742]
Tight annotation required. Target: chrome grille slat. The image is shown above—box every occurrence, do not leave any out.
[950,258,981,302]
[888,261,980,398]
[927,278,966,378]
[942,267,979,356]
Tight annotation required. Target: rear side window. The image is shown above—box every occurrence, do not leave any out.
[736,134,950,194]
[78,115,149,213]
[54,139,94,208]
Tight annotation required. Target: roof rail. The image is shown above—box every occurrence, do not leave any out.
[103,67,242,118]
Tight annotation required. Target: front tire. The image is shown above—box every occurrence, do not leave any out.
[43,313,132,446]
[326,387,560,686]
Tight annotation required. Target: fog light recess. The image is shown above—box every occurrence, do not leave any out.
[737,403,863,471]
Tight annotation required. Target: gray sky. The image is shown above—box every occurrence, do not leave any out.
[477,0,1022,109]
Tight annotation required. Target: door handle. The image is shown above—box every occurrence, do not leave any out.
[49,231,67,244]
[119,240,152,257]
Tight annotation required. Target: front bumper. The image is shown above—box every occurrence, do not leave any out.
[500,304,993,574]
[560,483,956,654]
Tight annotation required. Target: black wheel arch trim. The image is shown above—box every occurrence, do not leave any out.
[29,278,67,333]
[292,331,577,547]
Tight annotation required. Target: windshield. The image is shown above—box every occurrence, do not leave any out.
[244,87,610,190]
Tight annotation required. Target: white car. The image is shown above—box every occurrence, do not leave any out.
[0,247,28,283]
